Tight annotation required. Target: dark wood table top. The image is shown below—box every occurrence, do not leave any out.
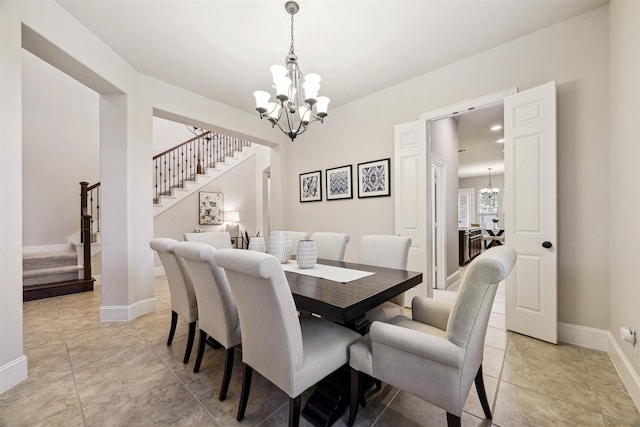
[285,259,423,327]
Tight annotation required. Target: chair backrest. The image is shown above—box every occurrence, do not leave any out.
[310,232,350,261]
[359,235,411,307]
[358,235,411,270]
[214,249,303,393]
[446,246,516,351]
[288,231,310,255]
[183,231,232,249]
[149,238,198,322]
[174,242,241,348]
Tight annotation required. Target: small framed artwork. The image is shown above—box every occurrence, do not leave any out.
[299,170,322,202]
[326,165,353,201]
[357,158,391,198]
[199,191,224,224]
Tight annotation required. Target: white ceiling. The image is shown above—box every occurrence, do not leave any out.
[456,103,505,178]
[58,0,607,115]
[55,0,607,178]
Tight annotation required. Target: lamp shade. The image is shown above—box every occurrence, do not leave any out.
[225,211,240,223]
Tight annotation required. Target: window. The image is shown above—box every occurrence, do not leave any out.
[478,191,498,230]
[458,188,475,228]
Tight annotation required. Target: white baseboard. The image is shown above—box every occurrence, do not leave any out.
[0,355,28,395]
[558,322,610,351]
[447,270,460,288]
[100,297,156,322]
[558,322,640,411]
[608,332,640,410]
[154,266,165,277]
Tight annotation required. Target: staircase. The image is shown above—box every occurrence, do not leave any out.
[23,129,257,301]
[23,247,93,301]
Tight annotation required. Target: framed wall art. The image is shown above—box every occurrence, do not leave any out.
[357,158,391,198]
[299,170,322,202]
[326,165,353,201]
[199,191,224,224]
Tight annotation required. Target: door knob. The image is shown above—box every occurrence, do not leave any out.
[542,241,552,249]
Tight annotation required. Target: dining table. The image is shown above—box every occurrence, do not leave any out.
[282,258,423,427]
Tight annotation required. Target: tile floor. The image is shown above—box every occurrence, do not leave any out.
[1,277,639,426]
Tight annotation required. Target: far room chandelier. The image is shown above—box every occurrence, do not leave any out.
[253,1,329,141]
[481,168,499,198]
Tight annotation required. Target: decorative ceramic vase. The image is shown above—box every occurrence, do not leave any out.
[296,240,317,269]
[247,236,266,252]
[267,230,292,263]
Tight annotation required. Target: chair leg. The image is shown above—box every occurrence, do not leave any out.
[348,368,361,427]
[288,395,301,427]
[236,363,253,422]
[193,330,207,373]
[375,379,382,391]
[219,347,235,401]
[475,364,493,419]
[167,311,178,346]
[446,412,461,427]
[183,321,196,364]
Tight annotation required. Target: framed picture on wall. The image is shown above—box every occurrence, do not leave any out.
[357,158,391,198]
[326,165,353,201]
[299,170,322,202]
[199,191,224,224]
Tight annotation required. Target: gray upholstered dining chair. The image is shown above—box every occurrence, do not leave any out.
[347,246,517,427]
[183,231,232,249]
[149,238,198,364]
[358,235,412,322]
[309,231,350,261]
[213,249,361,427]
[288,231,310,255]
[174,241,242,401]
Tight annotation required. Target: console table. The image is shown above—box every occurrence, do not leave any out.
[459,228,482,266]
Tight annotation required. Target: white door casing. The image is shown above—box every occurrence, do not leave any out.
[504,81,558,344]
[394,120,431,302]
[431,155,446,289]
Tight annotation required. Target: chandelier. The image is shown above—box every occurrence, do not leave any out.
[253,1,329,141]
[480,168,500,198]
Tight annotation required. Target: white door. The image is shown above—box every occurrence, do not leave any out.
[394,120,431,302]
[504,81,558,344]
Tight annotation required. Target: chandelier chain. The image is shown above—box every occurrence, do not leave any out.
[289,13,295,55]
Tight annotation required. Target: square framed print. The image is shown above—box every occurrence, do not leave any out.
[199,191,224,224]
[357,158,391,198]
[299,170,322,202]
[326,165,353,201]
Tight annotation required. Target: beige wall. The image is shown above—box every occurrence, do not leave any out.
[609,0,640,374]
[22,50,100,247]
[284,7,610,329]
[430,118,460,279]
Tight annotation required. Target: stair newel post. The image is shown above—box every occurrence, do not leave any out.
[196,135,203,175]
[80,182,89,244]
[81,212,92,281]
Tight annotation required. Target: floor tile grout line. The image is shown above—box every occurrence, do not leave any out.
[58,298,89,427]
[139,324,222,425]
[371,387,400,426]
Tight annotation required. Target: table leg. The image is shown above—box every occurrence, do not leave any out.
[301,316,371,426]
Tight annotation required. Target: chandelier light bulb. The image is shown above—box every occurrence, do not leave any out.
[299,105,311,123]
[266,103,281,120]
[274,77,292,100]
[303,81,320,103]
[315,96,330,117]
[253,91,271,113]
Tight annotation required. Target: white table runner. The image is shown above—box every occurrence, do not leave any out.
[282,261,374,283]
